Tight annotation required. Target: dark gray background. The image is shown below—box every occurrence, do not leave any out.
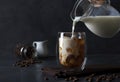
[0,0,120,56]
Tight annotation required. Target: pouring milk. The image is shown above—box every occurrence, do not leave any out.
[71,0,120,38]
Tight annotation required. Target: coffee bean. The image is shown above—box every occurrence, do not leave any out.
[69,77,74,80]
[24,64,28,67]
[90,74,95,77]
[73,77,77,79]
[85,74,95,82]
[96,77,101,82]
[16,62,20,66]
[87,78,92,82]
[101,77,106,80]
[106,78,110,81]
[73,79,77,82]
[14,58,42,68]
[65,78,69,81]
[106,75,112,81]
[85,76,90,80]
[73,78,79,82]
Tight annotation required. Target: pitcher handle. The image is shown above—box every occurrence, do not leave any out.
[33,42,37,48]
[70,0,83,20]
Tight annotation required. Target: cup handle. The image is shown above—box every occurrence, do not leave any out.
[33,42,37,48]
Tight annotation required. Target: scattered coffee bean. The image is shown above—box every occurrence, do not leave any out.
[65,78,69,81]
[88,78,92,82]
[73,77,77,79]
[69,77,73,80]
[85,74,95,82]
[90,74,95,77]
[84,73,120,82]
[73,78,79,82]
[64,76,79,82]
[101,77,106,80]
[85,76,90,81]
[96,77,101,82]
[73,79,77,82]
[107,75,113,81]
[14,58,42,68]
[41,67,120,82]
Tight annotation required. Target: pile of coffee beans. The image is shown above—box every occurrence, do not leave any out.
[85,73,120,82]
[14,43,42,68]
[53,70,81,78]
[14,58,42,67]
[41,68,120,82]
[41,68,79,82]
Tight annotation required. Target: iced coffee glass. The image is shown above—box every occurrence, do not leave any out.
[58,32,86,68]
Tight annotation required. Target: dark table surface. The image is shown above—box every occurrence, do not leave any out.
[0,53,120,82]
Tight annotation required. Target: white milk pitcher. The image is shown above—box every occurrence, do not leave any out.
[71,0,120,38]
[33,40,48,57]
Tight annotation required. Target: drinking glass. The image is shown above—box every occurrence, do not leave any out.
[57,32,87,69]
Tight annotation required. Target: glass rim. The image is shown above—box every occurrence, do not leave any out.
[58,32,86,36]
[58,32,85,33]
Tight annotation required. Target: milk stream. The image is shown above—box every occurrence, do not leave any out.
[71,17,81,38]
[71,21,76,37]
[71,16,120,38]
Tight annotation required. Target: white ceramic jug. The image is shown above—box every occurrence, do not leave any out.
[33,40,48,57]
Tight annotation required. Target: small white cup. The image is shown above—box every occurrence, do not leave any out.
[33,40,48,57]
